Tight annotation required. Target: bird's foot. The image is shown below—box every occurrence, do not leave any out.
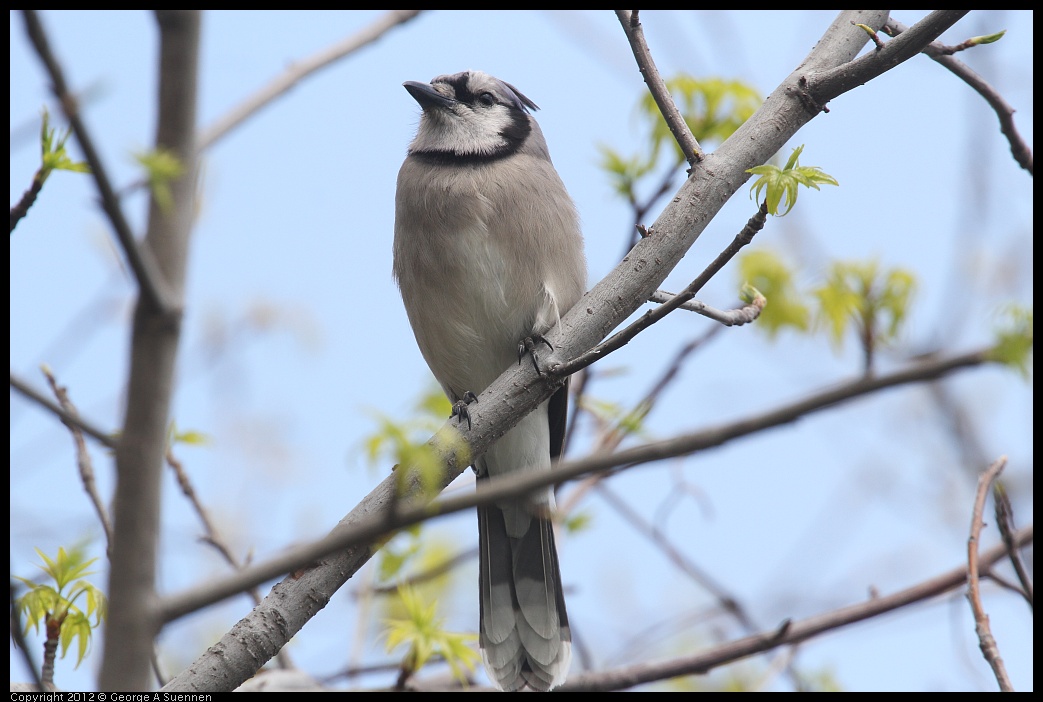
[451,390,479,430]
[518,334,553,375]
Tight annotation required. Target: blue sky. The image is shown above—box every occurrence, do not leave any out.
[10,10,1033,691]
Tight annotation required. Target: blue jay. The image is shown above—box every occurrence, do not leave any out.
[393,70,586,691]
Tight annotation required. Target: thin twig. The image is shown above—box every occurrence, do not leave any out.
[10,371,116,448]
[594,482,758,633]
[199,10,422,150]
[883,17,1033,174]
[966,456,1014,692]
[10,167,47,234]
[648,289,765,326]
[615,10,702,166]
[560,202,767,376]
[42,367,114,556]
[993,483,1033,607]
[165,447,264,604]
[21,10,174,314]
[558,524,1033,691]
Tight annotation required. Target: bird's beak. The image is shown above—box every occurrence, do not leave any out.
[403,81,455,110]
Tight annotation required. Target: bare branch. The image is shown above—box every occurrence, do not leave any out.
[10,371,116,448]
[20,10,175,314]
[165,446,265,604]
[884,17,1033,174]
[10,166,46,234]
[966,456,1015,692]
[42,367,114,556]
[993,484,1033,607]
[560,202,767,375]
[615,10,702,165]
[648,289,765,327]
[807,12,971,105]
[594,482,759,633]
[199,10,422,150]
[559,524,1033,691]
[100,10,200,691]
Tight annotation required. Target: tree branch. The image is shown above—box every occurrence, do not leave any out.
[615,10,702,165]
[99,10,200,691]
[20,10,175,315]
[559,524,1033,691]
[42,367,114,556]
[807,11,971,105]
[966,456,1014,691]
[560,202,767,375]
[647,290,764,327]
[883,17,1033,174]
[10,371,116,448]
[993,484,1033,607]
[198,10,422,150]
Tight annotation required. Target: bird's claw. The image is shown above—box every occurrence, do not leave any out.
[517,334,553,376]
[451,391,479,431]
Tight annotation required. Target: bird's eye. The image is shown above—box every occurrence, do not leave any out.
[477,92,496,107]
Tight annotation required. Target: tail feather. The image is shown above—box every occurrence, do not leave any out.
[478,500,571,691]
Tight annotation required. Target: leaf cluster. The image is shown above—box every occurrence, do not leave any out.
[600,75,761,201]
[364,388,470,498]
[38,109,90,178]
[740,251,919,356]
[13,546,108,669]
[988,305,1033,378]
[747,145,839,216]
[384,585,480,686]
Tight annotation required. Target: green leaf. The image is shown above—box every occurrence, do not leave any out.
[970,30,1005,45]
[747,145,838,216]
[600,74,761,206]
[384,586,479,685]
[598,145,654,200]
[988,305,1033,378]
[38,108,90,176]
[563,510,593,534]
[640,76,761,155]
[134,148,184,213]
[364,395,470,499]
[812,260,917,352]
[174,429,211,446]
[14,546,107,668]
[738,250,810,337]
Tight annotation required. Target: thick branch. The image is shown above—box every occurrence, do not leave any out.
[99,10,200,692]
[807,11,971,103]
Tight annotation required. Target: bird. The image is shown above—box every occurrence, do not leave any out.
[392,70,586,691]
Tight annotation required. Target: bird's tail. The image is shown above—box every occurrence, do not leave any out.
[477,496,571,691]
